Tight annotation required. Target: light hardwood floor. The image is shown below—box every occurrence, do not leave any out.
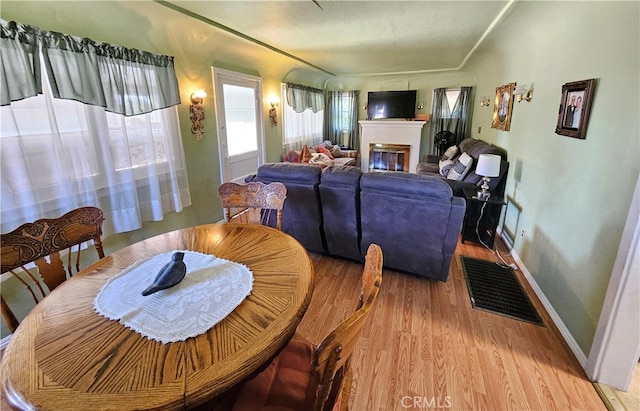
[296,237,606,411]
[1,236,607,410]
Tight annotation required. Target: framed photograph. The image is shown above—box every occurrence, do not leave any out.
[491,82,516,131]
[555,79,595,139]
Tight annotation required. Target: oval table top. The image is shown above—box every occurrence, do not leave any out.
[1,223,315,410]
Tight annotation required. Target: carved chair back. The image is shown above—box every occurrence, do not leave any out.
[217,182,287,231]
[1,206,105,333]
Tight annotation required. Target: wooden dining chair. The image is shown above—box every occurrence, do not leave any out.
[230,243,383,411]
[217,182,287,231]
[0,206,105,333]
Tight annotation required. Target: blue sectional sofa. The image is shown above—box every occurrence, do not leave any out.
[250,163,466,281]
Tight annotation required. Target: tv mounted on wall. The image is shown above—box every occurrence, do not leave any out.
[367,90,417,120]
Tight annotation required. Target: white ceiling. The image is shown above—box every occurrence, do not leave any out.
[160,0,514,76]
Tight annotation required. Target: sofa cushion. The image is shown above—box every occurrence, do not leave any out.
[257,162,322,183]
[321,165,362,186]
[439,159,455,176]
[440,145,459,161]
[360,172,453,202]
[330,145,342,157]
[254,163,324,252]
[416,161,440,174]
[333,157,356,167]
[319,165,362,262]
[447,152,473,181]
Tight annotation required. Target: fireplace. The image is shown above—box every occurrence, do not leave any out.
[359,120,426,173]
[369,143,411,172]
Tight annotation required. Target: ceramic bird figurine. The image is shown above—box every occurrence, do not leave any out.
[142,252,187,296]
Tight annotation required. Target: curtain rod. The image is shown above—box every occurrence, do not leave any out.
[286,82,323,94]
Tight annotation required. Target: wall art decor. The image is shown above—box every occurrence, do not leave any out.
[555,79,595,140]
[491,82,516,131]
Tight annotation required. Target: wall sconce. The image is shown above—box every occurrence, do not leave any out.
[269,98,279,127]
[479,96,491,107]
[514,85,533,103]
[190,89,207,140]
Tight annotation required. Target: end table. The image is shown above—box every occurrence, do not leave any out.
[461,186,507,248]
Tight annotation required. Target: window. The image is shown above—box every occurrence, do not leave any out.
[1,69,190,236]
[445,89,461,113]
[223,84,258,157]
[429,87,472,153]
[281,84,324,152]
[340,93,352,132]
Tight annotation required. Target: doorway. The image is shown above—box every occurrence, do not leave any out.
[212,68,265,183]
[586,175,640,400]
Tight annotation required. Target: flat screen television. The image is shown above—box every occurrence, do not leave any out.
[367,90,417,119]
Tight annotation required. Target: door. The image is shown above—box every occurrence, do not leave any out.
[212,68,265,183]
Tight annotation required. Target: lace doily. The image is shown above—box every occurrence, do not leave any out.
[94,250,254,344]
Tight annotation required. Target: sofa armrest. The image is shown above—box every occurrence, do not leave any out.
[424,154,440,164]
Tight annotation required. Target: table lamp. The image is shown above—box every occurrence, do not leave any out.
[475,154,501,199]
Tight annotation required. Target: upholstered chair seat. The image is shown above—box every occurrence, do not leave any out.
[232,339,342,411]
[229,244,383,411]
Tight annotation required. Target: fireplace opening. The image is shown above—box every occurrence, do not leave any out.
[369,143,411,172]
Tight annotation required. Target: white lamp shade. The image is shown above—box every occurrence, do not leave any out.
[476,154,501,177]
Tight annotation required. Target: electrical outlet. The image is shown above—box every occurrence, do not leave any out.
[520,229,525,237]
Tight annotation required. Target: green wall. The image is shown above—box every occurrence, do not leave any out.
[465,1,639,354]
[321,1,640,356]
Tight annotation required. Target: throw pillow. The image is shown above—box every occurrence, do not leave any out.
[447,152,473,181]
[440,145,459,161]
[316,145,335,160]
[329,145,342,158]
[439,159,455,177]
[300,145,313,163]
[309,153,335,167]
[288,150,300,163]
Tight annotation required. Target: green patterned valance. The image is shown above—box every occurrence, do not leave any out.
[1,19,180,115]
[285,82,324,113]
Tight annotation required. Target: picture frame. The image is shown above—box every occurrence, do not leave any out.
[491,82,516,131]
[555,79,595,140]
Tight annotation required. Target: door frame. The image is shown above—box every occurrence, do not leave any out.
[586,174,640,390]
[211,67,265,183]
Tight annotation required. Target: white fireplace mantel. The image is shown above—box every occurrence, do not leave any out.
[359,120,426,173]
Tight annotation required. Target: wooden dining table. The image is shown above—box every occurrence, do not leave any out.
[1,223,315,410]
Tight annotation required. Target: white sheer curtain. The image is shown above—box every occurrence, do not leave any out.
[282,84,324,152]
[0,68,191,235]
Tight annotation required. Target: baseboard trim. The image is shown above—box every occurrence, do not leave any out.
[593,382,625,411]
[498,232,588,367]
